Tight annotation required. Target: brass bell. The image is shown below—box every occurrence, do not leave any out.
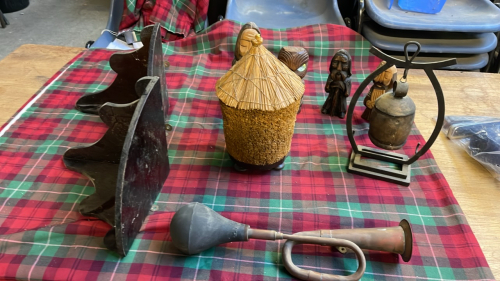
[368,81,415,150]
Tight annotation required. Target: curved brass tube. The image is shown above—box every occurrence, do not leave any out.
[281,220,413,281]
[282,235,366,281]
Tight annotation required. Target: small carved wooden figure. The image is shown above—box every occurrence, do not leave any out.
[321,49,352,119]
[278,46,309,113]
[233,22,261,65]
[278,46,309,79]
[361,61,397,121]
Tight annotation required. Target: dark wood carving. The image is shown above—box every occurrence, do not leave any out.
[63,76,170,256]
[279,46,309,114]
[321,49,352,119]
[75,23,169,123]
[278,46,309,79]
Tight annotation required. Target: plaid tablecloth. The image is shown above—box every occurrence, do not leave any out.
[120,0,209,40]
[0,21,494,280]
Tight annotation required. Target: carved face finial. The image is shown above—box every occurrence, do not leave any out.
[278,46,310,79]
[330,49,352,77]
[239,29,259,57]
[234,22,261,63]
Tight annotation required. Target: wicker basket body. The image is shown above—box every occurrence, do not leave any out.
[220,100,300,166]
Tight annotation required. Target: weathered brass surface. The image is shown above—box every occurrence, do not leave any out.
[369,81,416,150]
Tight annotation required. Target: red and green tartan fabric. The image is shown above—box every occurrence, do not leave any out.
[120,0,209,41]
[0,20,494,280]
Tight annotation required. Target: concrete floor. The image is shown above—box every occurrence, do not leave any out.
[0,0,110,60]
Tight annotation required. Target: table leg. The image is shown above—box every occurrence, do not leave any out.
[0,9,9,28]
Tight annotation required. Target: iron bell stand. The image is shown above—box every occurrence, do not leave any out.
[346,42,457,186]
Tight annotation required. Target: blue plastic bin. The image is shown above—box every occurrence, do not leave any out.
[390,0,446,14]
[366,0,500,32]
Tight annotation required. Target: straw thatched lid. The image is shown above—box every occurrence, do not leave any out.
[216,34,305,111]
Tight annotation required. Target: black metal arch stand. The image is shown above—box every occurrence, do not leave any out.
[346,45,456,186]
[63,76,170,256]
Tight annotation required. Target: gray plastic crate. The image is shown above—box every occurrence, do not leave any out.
[363,21,497,54]
[365,0,500,32]
[225,0,345,29]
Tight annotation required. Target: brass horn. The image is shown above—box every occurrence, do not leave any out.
[282,220,413,281]
[170,203,412,281]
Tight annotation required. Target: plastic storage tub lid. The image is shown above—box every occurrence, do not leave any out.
[225,0,345,29]
[362,21,498,54]
[365,0,500,32]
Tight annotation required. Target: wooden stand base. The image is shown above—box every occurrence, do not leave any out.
[229,154,286,171]
[347,145,411,186]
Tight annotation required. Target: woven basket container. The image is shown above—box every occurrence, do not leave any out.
[220,99,301,165]
[216,34,304,167]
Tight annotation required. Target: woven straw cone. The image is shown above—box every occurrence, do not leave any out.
[216,34,304,111]
[216,34,304,166]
